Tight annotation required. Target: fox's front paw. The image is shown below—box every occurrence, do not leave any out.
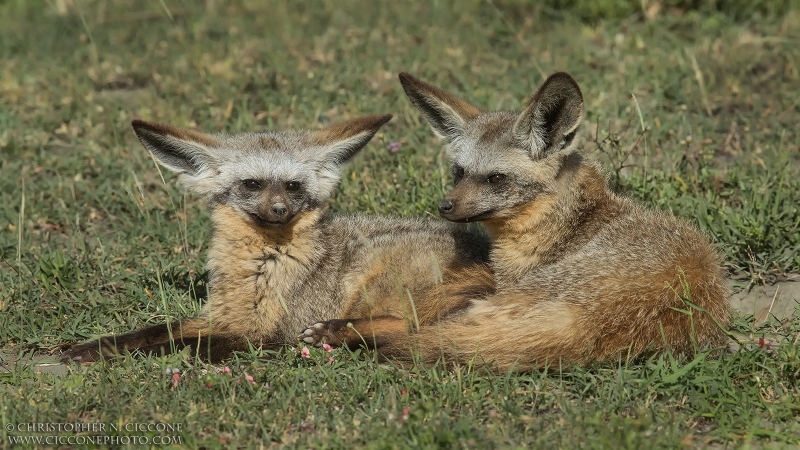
[298,320,351,348]
[59,343,105,364]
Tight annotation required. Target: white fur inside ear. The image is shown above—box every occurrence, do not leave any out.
[140,134,223,198]
[175,168,221,197]
[314,167,342,199]
[320,131,373,165]
[529,106,549,157]
[143,134,218,174]
[513,104,548,158]
[423,97,468,140]
[303,132,372,197]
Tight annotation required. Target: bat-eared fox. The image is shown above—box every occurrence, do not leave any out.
[61,115,493,363]
[331,71,730,371]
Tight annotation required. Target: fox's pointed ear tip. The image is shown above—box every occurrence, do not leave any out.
[131,119,156,131]
[550,71,575,79]
[547,72,580,88]
[398,72,417,84]
[355,114,392,129]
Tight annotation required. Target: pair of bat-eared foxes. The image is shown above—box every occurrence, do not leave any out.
[61,72,730,372]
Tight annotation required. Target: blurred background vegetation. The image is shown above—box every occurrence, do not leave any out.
[510,0,798,22]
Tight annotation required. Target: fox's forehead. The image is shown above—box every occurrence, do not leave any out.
[448,111,530,174]
[214,131,320,181]
[466,111,517,144]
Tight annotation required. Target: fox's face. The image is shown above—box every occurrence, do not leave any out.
[131,115,391,227]
[399,72,584,223]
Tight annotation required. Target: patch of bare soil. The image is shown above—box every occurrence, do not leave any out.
[728,277,800,320]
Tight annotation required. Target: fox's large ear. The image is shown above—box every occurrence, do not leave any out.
[398,72,480,142]
[512,72,583,159]
[131,119,220,175]
[308,114,392,196]
[310,114,393,165]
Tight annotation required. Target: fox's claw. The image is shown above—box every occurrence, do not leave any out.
[297,322,328,347]
[298,320,349,348]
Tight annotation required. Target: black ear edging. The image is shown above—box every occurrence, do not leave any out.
[419,96,466,141]
[400,77,466,141]
[332,132,378,165]
[539,94,579,149]
[562,127,578,149]
[133,127,205,175]
[516,73,584,157]
[330,119,391,165]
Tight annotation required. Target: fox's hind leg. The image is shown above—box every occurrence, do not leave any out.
[60,317,250,363]
[300,263,495,351]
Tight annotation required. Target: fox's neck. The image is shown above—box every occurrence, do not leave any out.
[202,205,327,336]
[208,205,324,253]
[483,161,615,288]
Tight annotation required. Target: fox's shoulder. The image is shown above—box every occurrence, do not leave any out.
[329,213,487,237]
[327,214,491,263]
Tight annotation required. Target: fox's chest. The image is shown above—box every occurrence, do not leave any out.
[207,240,312,291]
[249,243,313,290]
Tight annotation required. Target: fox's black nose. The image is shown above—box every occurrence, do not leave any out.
[438,199,454,214]
[271,203,288,216]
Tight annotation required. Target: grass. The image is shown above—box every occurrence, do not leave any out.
[1,0,799,447]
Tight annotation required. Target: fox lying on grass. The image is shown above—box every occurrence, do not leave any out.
[61,115,493,363]
[304,72,730,372]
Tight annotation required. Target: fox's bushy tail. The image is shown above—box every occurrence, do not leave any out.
[378,276,730,372]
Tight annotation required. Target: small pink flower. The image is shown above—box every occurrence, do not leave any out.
[171,373,180,388]
[387,141,401,153]
[245,374,256,385]
[301,347,311,358]
[401,407,410,421]
[328,356,335,364]
[222,366,231,374]
[322,343,333,352]
[205,381,212,388]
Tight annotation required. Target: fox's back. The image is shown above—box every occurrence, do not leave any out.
[333,215,490,267]
[331,215,490,304]
[514,193,726,303]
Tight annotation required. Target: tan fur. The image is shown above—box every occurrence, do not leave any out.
[311,115,393,145]
[134,120,223,148]
[397,73,481,122]
[61,116,493,364]
[391,71,731,372]
[303,264,495,349]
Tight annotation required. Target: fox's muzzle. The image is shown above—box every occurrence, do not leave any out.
[253,198,294,226]
[271,202,288,218]
[438,186,495,223]
[439,197,476,222]
[438,199,454,215]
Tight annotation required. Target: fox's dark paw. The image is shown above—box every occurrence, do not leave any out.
[59,343,105,364]
[298,320,351,348]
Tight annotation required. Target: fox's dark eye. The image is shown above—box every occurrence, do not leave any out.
[487,174,505,184]
[243,179,261,190]
[286,181,300,191]
[455,167,465,179]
